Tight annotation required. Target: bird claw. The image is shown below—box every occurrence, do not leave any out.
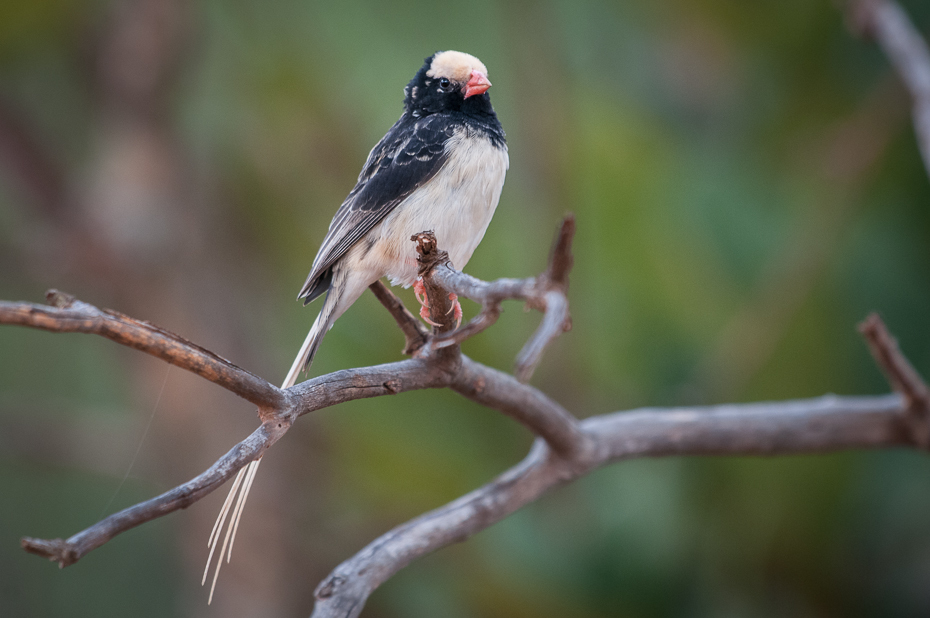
[447,293,463,329]
[414,278,441,326]
[419,304,443,327]
[413,279,462,329]
[414,278,427,307]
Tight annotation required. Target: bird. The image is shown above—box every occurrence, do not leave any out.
[203,50,508,602]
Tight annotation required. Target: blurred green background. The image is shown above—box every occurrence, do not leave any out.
[2,0,930,616]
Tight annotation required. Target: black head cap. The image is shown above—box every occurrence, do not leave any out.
[403,50,495,118]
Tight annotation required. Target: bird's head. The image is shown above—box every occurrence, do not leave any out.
[404,51,494,117]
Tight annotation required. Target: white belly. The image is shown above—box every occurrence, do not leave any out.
[369,130,509,287]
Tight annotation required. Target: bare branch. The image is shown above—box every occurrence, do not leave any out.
[451,356,591,458]
[850,0,930,180]
[587,394,908,458]
[308,310,930,618]
[544,213,576,288]
[290,358,454,418]
[6,219,926,618]
[311,392,907,618]
[0,290,286,411]
[514,290,570,383]
[406,221,587,455]
[22,422,284,567]
[15,355,458,564]
[512,216,576,380]
[367,281,429,355]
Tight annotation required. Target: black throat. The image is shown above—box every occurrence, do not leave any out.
[402,55,506,148]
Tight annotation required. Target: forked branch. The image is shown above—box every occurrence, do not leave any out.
[4,219,582,568]
[415,214,575,382]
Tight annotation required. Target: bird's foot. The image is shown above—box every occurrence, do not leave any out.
[413,279,461,328]
[419,305,443,327]
[414,278,442,327]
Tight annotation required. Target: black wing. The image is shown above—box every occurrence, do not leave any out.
[298,113,455,303]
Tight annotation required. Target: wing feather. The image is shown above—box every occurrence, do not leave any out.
[298,114,453,302]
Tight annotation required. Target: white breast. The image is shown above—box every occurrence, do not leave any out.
[367,128,509,288]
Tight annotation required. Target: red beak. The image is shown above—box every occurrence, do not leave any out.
[464,70,492,99]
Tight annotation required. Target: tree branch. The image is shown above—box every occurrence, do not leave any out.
[849,0,930,180]
[16,355,457,568]
[22,422,281,566]
[0,290,286,411]
[3,223,581,567]
[451,355,592,459]
[311,392,909,618]
[368,281,429,356]
[4,221,926,618]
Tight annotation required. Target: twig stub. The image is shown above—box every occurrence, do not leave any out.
[859,312,930,447]
[412,230,449,276]
[545,214,576,289]
[45,289,75,309]
[21,537,77,568]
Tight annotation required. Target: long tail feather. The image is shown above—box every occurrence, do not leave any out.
[203,306,336,603]
[203,466,246,584]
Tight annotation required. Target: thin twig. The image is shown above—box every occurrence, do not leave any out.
[514,290,570,383]
[22,422,283,567]
[368,281,429,355]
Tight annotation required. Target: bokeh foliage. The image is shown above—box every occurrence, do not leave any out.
[2,0,930,616]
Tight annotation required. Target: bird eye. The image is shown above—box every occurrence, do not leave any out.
[438,77,452,91]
